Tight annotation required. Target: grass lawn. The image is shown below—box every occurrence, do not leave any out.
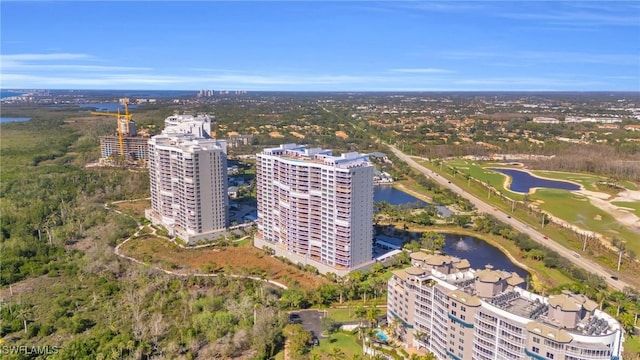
[624,336,640,358]
[612,201,640,217]
[234,237,253,246]
[310,331,362,359]
[531,170,607,192]
[327,308,357,322]
[443,159,514,191]
[535,189,639,253]
[621,180,639,191]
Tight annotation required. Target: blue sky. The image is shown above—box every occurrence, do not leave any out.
[1,1,639,91]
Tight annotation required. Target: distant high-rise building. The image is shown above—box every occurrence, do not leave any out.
[197,89,214,98]
[145,114,227,244]
[254,144,374,275]
[387,253,625,360]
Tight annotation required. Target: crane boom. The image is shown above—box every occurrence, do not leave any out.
[90,98,132,157]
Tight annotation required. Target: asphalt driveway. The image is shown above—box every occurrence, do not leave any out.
[289,309,326,339]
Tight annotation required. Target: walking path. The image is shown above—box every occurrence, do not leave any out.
[107,200,288,290]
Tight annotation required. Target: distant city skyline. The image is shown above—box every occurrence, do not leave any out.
[1,1,639,91]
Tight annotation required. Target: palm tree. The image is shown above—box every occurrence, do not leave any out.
[354,305,367,326]
[424,352,437,360]
[16,307,32,334]
[388,316,403,339]
[366,306,381,328]
[414,329,430,346]
[354,305,367,339]
[610,291,627,316]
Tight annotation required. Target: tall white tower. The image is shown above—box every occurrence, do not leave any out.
[146,114,228,244]
[255,144,373,273]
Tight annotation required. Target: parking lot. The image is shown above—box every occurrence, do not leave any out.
[289,309,326,340]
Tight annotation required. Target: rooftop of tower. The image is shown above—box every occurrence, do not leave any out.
[261,143,372,169]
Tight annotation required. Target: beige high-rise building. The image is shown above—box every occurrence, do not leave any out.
[145,134,228,244]
[387,252,624,360]
[254,144,374,275]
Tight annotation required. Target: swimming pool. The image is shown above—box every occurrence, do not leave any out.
[374,329,388,342]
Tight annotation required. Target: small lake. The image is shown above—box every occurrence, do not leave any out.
[443,234,528,279]
[374,186,426,207]
[79,102,139,112]
[491,168,580,193]
[376,233,528,279]
[374,186,452,217]
[0,117,31,124]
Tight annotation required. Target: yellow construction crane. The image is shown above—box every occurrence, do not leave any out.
[91,98,132,157]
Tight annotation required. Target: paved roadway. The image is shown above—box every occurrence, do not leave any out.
[386,143,628,291]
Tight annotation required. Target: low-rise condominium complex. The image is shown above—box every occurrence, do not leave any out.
[254,144,374,275]
[387,252,624,360]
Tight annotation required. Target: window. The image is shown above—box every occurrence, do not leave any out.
[546,352,554,359]
[532,347,539,354]
[533,337,540,344]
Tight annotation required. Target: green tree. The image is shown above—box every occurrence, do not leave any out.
[283,324,312,358]
[404,240,421,252]
[354,305,367,329]
[609,291,628,317]
[366,306,381,328]
[16,306,32,334]
[420,231,445,252]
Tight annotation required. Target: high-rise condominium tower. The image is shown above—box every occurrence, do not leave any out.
[145,114,227,244]
[255,144,374,274]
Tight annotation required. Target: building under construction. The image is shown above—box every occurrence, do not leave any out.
[99,127,149,161]
[95,98,150,165]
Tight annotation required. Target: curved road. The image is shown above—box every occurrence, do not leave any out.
[387,144,628,291]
